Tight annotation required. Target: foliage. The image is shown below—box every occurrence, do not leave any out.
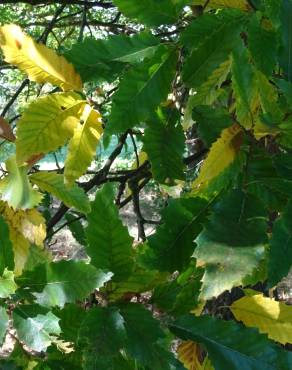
[0,1,291,369]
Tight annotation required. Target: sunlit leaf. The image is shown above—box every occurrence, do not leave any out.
[0,24,82,91]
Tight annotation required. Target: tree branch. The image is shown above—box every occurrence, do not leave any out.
[0,0,114,7]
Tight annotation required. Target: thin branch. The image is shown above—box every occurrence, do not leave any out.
[1,79,29,117]
[78,5,88,42]
[0,0,115,7]
[129,179,146,241]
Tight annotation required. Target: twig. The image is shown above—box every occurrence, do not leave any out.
[78,5,88,42]
[0,0,115,7]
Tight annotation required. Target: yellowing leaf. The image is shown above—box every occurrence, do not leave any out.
[192,124,244,192]
[178,340,204,370]
[231,293,292,345]
[16,92,86,164]
[0,269,17,298]
[0,201,46,275]
[178,341,214,370]
[64,104,103,185]
[0,24,82,91]
[0,116,15,142]
[0,155,42,210]
[191,0,251,11]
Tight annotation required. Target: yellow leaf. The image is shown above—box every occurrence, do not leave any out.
[178,341,215,370]
[231,293,292,345]
[192,124,244,192]
[178,341,204,370]
[64,104,103,185]
[16,92,86,164]
[201,357,215,370]
[0,24,82,91]
[0,201,46,275]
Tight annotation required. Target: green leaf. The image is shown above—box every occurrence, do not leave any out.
[0,306,9,345]
[64,105,103,185]
[107,47,177,134]
[143,109,185,184]
[182,12,244,87]
[279,0,292,82]
[30,171,91,214]
[248,13,278,76]
[20,260,112,308]
[79,306,126,357]
[183,59,231,130]
[0,215,14,274]
[64,32,160,82]
[65,213,86,246]
[119,303,165,366]
[170,315,286,370]
[13,305,61,352]
[231,44,258,128]
[0,156,42,210]
[86,184,134,282]
[151,266,203,315]
[108,267,165,302]
[55,304,85,343]
[192,105,233,147]
[195,243,266,299]
[268,200,292,287]
[16,92,85,164]
[181,9,244,51]
[143,197,209,272]
[113,0,181,26]
[194,189,268,298]
[0,269,17,298]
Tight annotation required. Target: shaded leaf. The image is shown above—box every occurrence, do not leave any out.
[108,47,177,134]
[0,215,14,274]
[248,14,278,76]
[113,0,181,26]
[65,31,159,82]
[268,200,292,286]
[183,59,231,130]
[192,105,232,147]
[170,314,284,370]
[143,197,208,272]
[279,0,292,82]
[191,0,251,11]
[65,214,86,246]
[108,268,165,302]
[195,189,268,298]
[231,45,259,128]
[144,109,185,183]
[86,184,134,282]
[183,12,244,87]
[119,303,165,366]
